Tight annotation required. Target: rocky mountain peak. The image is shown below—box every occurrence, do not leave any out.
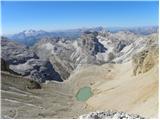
[79,31,107,55]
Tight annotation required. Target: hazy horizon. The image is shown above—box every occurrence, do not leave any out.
[2,25,159,36]
[2,1,158,34]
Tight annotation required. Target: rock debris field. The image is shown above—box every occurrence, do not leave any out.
[79,110,145,119]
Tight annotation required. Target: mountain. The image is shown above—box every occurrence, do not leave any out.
[127,26,159,35]
[33,31,109,80]
[33,29,158,80]
[7,27,105,46]
[68,39,158,118]
[1,36,38,65]
[108,26,158,34]
[1,27,158,118]
[2,28,158,82]
[7,29,82,46]
[6,26,158,46]
[1,37,62,82]
[8,30,49,46]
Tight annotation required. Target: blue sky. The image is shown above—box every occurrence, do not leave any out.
[1,1,159,34]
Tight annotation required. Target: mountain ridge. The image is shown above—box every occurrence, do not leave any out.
[5,26,158,46]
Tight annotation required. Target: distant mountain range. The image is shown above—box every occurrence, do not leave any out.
[109,26,158,34]
[2,28,158,82]
[5,26,158,46]
[7,29,82,46]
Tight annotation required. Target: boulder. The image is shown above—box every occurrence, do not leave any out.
[26,80,41,89]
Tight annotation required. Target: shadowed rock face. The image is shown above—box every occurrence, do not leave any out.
[1,58,10,71]
[33,31,108,80]
[80,31,107,55]
[33,38,75,80]
[115,41,127,52]
[1,37,38,65]
[9,59,62,82]
[1,58,20,75]
[1,37,62,82]
[1,58,45,87]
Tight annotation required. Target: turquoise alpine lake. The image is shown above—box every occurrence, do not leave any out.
[76,87,93,101]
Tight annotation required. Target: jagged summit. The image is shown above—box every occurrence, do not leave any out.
[80,31,107,55]
[22,29,46,36]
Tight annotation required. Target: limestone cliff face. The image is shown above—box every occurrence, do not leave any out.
[80,31,107,55]
[132,41,158,76]
[33,31,108,80]
[133,51,153,75]
[1,37,62,82]
[1,37,38,65]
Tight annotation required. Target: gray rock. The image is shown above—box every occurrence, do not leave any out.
[26,80,41,89]
[1,37,38,65]
[79,110,145,119]
[115,40,127,52]
[9,59,62,82]
[33,31,108,80]
[2,30,158,82]
[1,37,62,82]
[79,31,107,56]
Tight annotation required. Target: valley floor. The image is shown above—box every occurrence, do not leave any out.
[67,61,158,118]
[1,72,88,118]
[1,61,159,118]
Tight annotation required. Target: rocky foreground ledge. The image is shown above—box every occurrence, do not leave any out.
[79,110,145,119]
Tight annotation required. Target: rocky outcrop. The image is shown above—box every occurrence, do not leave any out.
[79,31,107,55]
[1,37,62,82]
[113,33,158,63]
[26,80,41,89]
[1,37,38,65]
[33,38,75,80]
[132,48,158,76]
[79,110,145,119]
[33,31,108,80]
[9,59,62,82]
[132,34,158,75]
[1,58,10,71]
[115,40,127,52]
[1,58,20,75]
